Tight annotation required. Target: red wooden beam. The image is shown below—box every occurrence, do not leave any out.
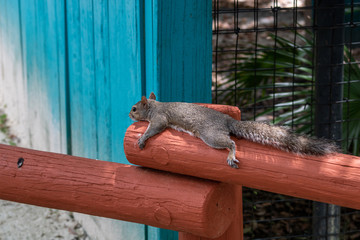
[124,106,360,210]
[0,144,235,238]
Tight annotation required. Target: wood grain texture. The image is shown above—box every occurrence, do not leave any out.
[124,105,360,210]
[0,143,235,238]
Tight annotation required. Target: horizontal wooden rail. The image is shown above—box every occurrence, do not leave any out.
[124,117,360,210]
[0,144,235,238]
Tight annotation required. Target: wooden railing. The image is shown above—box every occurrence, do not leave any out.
[1,104,360,240]
[0,143,235,238]
[125,105,360,210]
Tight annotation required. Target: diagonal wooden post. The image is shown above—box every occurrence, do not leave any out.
[126,104,244,240]
[178,185,243,240]
[177,104,244,240]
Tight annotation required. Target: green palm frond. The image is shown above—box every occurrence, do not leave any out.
[217,31,360,155]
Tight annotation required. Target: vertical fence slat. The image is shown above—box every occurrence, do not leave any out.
[19,0,65,153]
[93,0,111,162]
[108,0,143,164]
[66,0,98,159]
[145,0,212,103]
[177,106,243,240]
[0,0,28,145]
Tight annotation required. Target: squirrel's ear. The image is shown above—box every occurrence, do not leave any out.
[149,92,156,100]
[141,96,148,107]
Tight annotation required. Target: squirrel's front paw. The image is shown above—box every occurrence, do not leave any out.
[138,138,145,150]
[227,158,239,169]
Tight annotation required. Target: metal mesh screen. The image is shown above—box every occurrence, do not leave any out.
[212,0,360,239]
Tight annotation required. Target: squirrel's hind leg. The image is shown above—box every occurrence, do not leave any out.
[199,131,239,169]
[227,141,239,169]
[225,141,239,169]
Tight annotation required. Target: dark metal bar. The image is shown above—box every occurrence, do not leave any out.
[314,0,345,239]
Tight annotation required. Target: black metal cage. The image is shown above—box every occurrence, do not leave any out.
[212,0,360,239]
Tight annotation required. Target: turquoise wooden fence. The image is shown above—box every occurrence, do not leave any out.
[0,0,211,239]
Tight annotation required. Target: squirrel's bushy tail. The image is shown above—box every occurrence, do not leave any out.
[229,120,338,155]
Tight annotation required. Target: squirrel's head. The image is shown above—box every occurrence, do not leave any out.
[129,92,156,121]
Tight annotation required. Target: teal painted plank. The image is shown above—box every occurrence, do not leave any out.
[42,1,67,154]
[0,0,23,87]
[182,0,212,101]
[66,0,98,159]
[66,0,85,156]
[30,0,47,150]
[66,0,99,159]
[0,0,5,89]
[144,0,158,95]
[0,1,22,68]
[108,0,143,164]
[20,0,42,149]
[93,0,111,162]
[19,0,66,153]
[145,0,212,103]
[78,0,97,159]
[54,0,68,155]
[66,0,83,156]
[0,0,28,144]
[147,226,178,240]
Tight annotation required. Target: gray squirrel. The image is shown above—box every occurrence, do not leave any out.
[129,92,338,169]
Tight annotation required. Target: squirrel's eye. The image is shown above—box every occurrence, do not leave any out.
[132,107,137,112]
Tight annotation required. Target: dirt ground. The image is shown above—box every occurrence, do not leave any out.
[0,200,89,240]
[0,109,89,240]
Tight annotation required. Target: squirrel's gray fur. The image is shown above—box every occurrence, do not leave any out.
[129,93,338,169]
